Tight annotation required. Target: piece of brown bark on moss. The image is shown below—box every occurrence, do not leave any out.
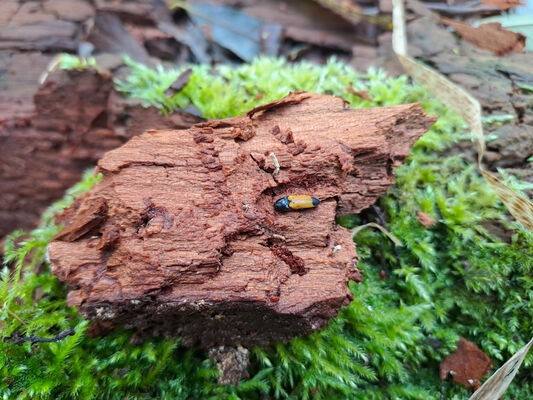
[49,91,437,350]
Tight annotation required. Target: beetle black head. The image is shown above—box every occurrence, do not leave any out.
[274,197,291,212]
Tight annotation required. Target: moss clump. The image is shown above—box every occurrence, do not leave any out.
[2,57,532,399]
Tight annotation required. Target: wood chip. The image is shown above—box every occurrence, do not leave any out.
[441,337,492,389]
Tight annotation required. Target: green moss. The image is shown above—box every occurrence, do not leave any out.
[57,54,98,71]
[2,57,532,399]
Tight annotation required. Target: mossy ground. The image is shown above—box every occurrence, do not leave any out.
[1,57,532,399]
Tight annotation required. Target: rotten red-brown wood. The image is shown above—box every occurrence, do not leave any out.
[0,69,203,240]
[440,337,493,389]
[48,92,436,348]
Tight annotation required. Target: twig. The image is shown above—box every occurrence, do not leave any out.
[351,222,403,247]
[5,328,75,345]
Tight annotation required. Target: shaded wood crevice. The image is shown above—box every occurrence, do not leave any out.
[49,91,436,348]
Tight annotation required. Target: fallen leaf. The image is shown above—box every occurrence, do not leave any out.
[442,18,526,56]
[346,87,373,101]
[158,21,211,64]
[416,211,435,228]
[285,26,354,52]
[237,0,365,52]
[0,20,79,52]
[86,13,151,64]
[481,0,525,11]
[426,3,508,15]
[313,0,392,28]
[175,2,282,62]
[440,337,492,389]
[95,1,162,25]
[0,0,19,26]
[124,24,172,43]
[44,0,95,22]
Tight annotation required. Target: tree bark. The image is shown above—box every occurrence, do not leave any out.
[49,91,437,348]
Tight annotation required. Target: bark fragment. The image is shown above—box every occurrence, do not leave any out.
[440,337,493,389]
[49,92,437,348]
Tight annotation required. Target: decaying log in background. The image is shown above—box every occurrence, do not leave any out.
[0,69,202,240]
[49,92,436,350]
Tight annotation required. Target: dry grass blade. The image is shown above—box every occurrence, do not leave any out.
[1,302,27,325]
[352,222,403,246]
[469,338,533,400]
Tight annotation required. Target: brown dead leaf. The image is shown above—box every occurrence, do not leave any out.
[346,87,373,101]
[416,211,435,228]
[481,0,526,10]
[441,337,492,389]
[313,0,392,28]
[442,18,526,56]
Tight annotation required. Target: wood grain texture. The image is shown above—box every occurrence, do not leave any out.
[49,92,437,347]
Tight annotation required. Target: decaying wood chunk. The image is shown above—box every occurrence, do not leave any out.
[0,68,203,239]
[440,337,493,389]
[48,92,437,348]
